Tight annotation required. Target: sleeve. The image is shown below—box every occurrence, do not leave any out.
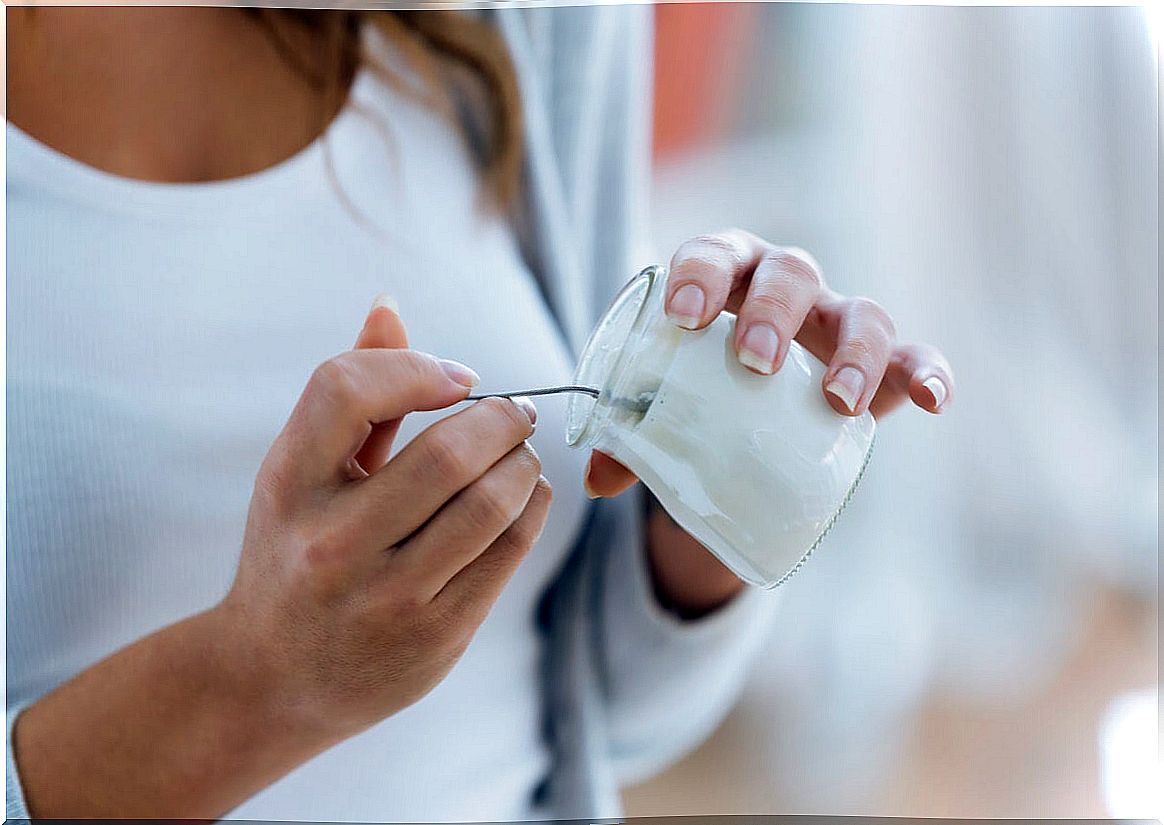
[7,701,32,820]
[593,488,782,785]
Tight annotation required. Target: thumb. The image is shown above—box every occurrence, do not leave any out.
[352,293,409,475]
[584,450,638,499]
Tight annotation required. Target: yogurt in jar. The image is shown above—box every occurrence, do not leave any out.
[566,266,875,588]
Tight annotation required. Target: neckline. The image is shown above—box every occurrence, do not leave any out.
[6,67,378,221]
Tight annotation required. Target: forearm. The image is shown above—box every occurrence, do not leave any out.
[643,496,745,619]
[13,604,332,818]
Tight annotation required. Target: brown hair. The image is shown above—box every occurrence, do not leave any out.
[246,10,523,208]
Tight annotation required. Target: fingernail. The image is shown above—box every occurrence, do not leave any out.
[370,292,399,313]
[439,359,480,389]
[826,366,866,413]
[667,284,705,330]
[738,324,780,374]
[511,395,538,426]
[922,376,948,411]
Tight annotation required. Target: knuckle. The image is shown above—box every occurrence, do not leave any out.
[745,289,799,323]
[499,515,540,557]
[507,481,553,549]
[431,604,480,653]
[386,350,426,386]
[400,350,442,386]
[514,442,542,478]
[388,586,427,616]
[531,475,553,506]
[299,523,348,576]
[419,428,471,480]
[465,479,521,533]
[675,232,748,273]
[841,335,880,364]
[849,296,897,337]
[408,605,458,648]
[770,247,823,289]
[310,356,360,408]
[378,572,428,615]
[895,341,928,363]
[478,396,531,435]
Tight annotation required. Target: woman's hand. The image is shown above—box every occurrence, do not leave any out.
[584,229,955,615]
[222,304,551,741]
[14,300,551,818]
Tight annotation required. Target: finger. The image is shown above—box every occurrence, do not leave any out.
[391,443,542,601]
[869,342,955,418]
[353,293,408,350]
[281,349,480,488]
[583,451,637,499]
[734,246,825,375]
[339,396,538,548]
[784,289,846,364]
[352,294,409,476]
[821,297,897,416]
[432,476,553,624]
[664,229,769,330]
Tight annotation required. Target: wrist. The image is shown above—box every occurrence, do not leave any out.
[643,496,745,619]
[201,601,343,755]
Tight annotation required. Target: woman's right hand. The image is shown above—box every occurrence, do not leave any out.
[217,345,551,743]
[12,305,551,819]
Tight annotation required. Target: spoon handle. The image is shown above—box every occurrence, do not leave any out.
[465,385,600,401]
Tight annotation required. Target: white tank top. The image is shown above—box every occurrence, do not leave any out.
[5,57,589,821]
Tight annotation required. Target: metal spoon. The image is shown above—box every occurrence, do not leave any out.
[465,385,600,401]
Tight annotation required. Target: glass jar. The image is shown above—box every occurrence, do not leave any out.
[566,265,876,588]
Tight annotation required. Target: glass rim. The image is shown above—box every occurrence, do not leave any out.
[565,265,666,448]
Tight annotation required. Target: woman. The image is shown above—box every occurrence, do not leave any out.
[5,6,954,821]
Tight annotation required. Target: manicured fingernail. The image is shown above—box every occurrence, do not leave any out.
[370,292,399,313]
[439,359,480,389]
[511,396,538,426]
[825,366,866,413]
[667,284,705,330]
[738,324,780,374]
[922,376,948,410]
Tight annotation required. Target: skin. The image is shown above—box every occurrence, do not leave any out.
[7,7,955,818]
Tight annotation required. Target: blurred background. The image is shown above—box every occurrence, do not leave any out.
[626,3,1159,819]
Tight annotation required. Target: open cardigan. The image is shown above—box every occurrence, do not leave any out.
[492,7,781,819]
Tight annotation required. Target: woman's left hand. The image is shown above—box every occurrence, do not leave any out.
[584,230,955,617]
[585,228,955,498]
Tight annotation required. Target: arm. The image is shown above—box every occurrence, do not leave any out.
[588,234,956,781]
[8,308,552,818]
[588,233,955,780]
[11,607,331,818]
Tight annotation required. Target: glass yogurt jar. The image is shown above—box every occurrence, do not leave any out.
[566,265,876,588]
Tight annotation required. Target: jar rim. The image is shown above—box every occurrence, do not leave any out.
[565,265,665,447]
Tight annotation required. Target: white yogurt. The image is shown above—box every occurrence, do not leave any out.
[568,267,875,588]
